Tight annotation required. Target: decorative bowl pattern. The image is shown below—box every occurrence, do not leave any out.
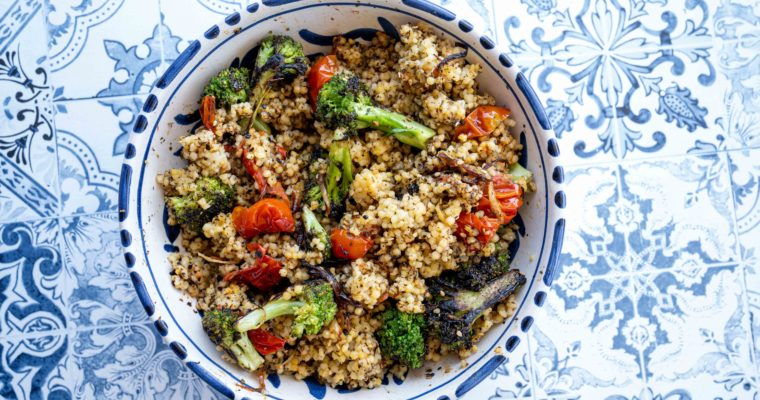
[119,0,565,398]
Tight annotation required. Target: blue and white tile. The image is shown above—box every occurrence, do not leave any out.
[0,0,60,223]
[47,0,163,100]
[59,213,143,330]
[53,323,226,399]
[495,0,724,165]
[481,333,535,399]
[496,0,715,60]
[435,0,497,39]
[159,0,242,52]
[0,333,71,399]
[558,154,738,283]
[729,147,760,375]
[713,0,760,41]
[0,219,66,340]
[644,265,756,396]
[702,16,760,154]
[524,320,643,399]
[55,97,140,215]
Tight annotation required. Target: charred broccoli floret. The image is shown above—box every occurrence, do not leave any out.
[250,34,308,117]
[315,74,435,149]
[168,177,234,233]
[202,309,264,371]
[237,281,337,338]
[441,253,511,291]
[376,307,426,369]
[305,141,353,218]
[301,206,331,258]
[425,268,525,350]
[203,67,251,107]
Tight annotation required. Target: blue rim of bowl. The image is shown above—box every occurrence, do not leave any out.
[120,1,566,399]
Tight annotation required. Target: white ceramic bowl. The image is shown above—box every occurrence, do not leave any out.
[120,1,566,398]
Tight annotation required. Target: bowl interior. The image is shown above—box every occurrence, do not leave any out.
[123,1,563,399]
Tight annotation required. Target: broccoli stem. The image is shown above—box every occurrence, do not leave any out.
[251,117,271,135]
[353,103,435,150]
[302,206,330,256]
[236,299,303,332]
[508,162,532,181]
[230,334,265,371]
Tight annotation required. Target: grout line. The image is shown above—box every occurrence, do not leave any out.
[53,93,147,103]
[524,327,539,399]
[1,319,152,342]
[576,261,742,283]
[723,150,759,377]
[35,0,64,217]
[557,144,760,171]
[490,0,498,43]
[157,0,168,74]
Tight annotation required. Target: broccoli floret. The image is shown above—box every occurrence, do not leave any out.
[202,309,264,371]
[376,308,426,369]
[439,253,511,291]
[301,206,331,257]
[304,141,353,219]
[237,281,337,338]
[250,34,308,117]
[168,177,234,233]
[425,269,526,350]
[315,74,435,149]
[203,67,251,108]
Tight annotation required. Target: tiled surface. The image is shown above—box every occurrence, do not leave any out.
[0,0,758,399]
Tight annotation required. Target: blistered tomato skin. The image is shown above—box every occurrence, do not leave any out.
[330,228,373,259]
[232,199,295,239]
[307,54,339,109]
[455,105,510,139]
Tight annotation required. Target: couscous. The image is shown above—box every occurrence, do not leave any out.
[158,23,533,389]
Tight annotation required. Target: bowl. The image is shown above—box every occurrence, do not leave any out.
[119,1,566,398]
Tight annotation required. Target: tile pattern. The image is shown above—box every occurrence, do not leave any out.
[0,0,758,399]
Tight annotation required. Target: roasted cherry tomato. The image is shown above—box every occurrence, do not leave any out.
[307,54,339,109]
[200,95,217,132]
[330,228,373,260]
[232,199,295,239]
[275,144,287,160]
[269,181,290,206]
[224,253,282,291]
[241,141,268,194]
[477,174,524,224]
[247,329,286,355]
[455,106,510,139]
[455,212,501,246]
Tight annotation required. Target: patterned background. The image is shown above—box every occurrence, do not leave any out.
[0,0,758,398]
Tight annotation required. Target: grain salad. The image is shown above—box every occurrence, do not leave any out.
[158,23,533,390]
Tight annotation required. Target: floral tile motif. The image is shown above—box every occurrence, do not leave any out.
[483,332,535,398]
[61,322,226,400]
[700,10,760,154]
[55,97,142,216]
[0,322,226,400]
[46,0,163,99]
[0,1,59,223]
[0,219,66,341]
[59,213,142,329]
[494,0,724,164]
[0,334,70,399]
[558,154,738,284]
[730,147,760,376]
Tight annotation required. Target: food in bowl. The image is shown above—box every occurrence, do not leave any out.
[157,23,533,390]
